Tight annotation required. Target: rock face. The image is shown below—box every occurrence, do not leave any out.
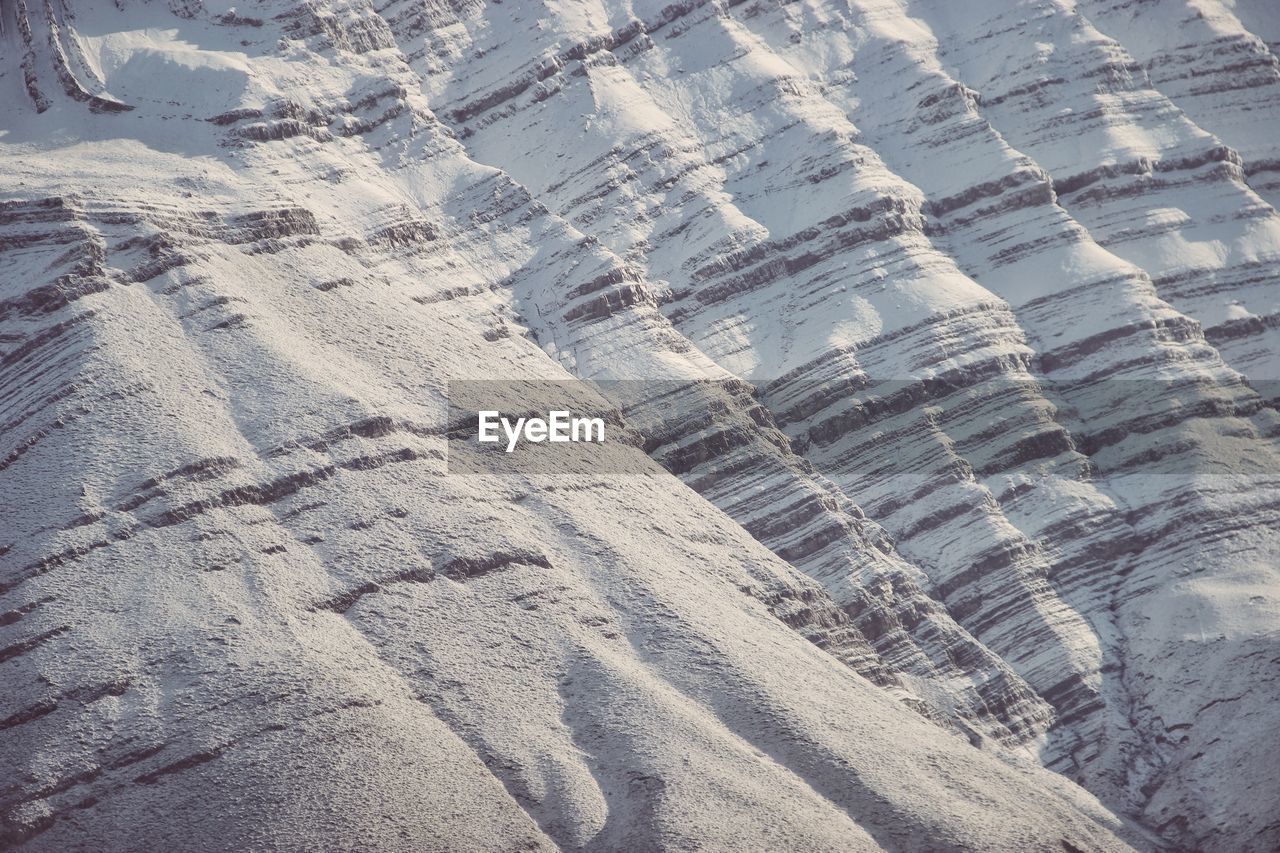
[0,0,1275,850]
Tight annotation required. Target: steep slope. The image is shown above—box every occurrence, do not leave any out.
[910,0,1280,383]
[381,0,1280,847]
[716,3,1280,845]
[1,0,1276,850]
[387,0,1279,847]
[0,2,1146,849]
[1077,0,1280,210]
[399,0,1108,758]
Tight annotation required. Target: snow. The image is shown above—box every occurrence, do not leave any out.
[2,0,1277,849]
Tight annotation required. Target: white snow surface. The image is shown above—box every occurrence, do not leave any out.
[1,0,1277,850]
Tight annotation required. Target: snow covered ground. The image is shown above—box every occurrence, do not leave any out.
[1,0,1277,849]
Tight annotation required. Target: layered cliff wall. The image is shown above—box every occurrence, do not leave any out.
[1,0,1276,849]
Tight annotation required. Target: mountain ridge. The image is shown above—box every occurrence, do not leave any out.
[1,0,1277,849]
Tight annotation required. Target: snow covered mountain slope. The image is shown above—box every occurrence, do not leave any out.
[0,0,1275,850]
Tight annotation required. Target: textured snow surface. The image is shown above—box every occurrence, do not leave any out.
[1,0,1277,850]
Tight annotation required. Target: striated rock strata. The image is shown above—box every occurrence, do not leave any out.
[1,0,1277,850]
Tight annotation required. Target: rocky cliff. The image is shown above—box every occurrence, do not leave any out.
[1,0,1277,850]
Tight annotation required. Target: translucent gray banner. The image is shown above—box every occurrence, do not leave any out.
[445,377,1280,481]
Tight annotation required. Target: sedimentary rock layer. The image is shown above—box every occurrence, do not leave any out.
[2,0,1277,849]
